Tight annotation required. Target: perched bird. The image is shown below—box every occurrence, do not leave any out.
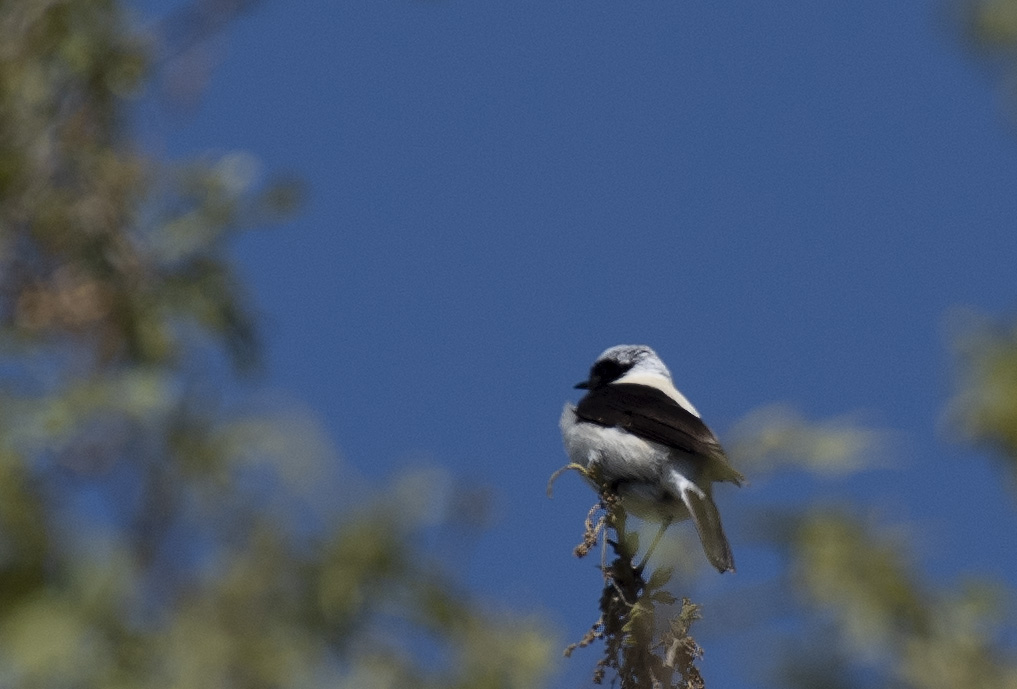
[559,344,744,573]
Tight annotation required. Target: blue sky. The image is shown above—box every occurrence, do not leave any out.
[139,1,1017,686]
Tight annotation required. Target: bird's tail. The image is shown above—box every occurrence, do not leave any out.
[676,478,736,573]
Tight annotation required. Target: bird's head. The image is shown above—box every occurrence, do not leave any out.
[575,344,672,390]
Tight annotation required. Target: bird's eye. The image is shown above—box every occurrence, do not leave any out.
[590,359,628,385]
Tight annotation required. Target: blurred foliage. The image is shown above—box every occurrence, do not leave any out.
[728,404,892,476]
[724,392,1017,689]
[0,1,553,688]
[965,0,1017,49]
[949,316,1017,473]
[785,511,1017,689]
[962,0,1017,123]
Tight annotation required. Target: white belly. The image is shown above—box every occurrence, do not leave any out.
[559,404,695,523]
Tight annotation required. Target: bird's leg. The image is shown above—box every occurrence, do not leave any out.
[636,518,672,573]
[601,516,609,578]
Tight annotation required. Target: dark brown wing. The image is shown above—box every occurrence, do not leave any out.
[574,383,724,458]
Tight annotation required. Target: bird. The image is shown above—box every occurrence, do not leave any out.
[559,344,744,573]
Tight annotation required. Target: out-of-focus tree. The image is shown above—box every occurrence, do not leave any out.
[950,316,1017,475]
[964,0,1017,50]
[962,0,1017,122]
[716,399,1017,689]
[0,2,553,688]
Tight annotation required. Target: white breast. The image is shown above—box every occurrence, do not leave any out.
[559,404,668,482]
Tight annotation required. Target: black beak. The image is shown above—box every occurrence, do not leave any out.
[574,381,590,390]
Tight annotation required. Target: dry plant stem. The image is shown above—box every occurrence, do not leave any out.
[575,501,606,558]
[562,481,707,688]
